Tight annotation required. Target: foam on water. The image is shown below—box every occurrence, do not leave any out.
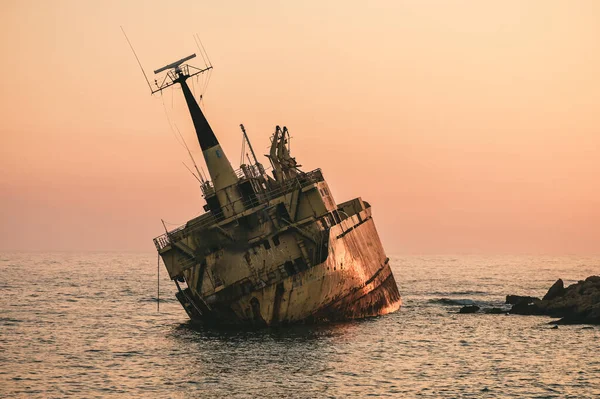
[1,253,599,398]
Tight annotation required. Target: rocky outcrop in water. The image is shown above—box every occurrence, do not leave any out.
[459,305,480,314]
[505,295,539,305]
[507,276,600,325]
[483,307,506,314]
[542,279,565,301]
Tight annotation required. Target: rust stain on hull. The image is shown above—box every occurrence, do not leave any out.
[308,265,402,323]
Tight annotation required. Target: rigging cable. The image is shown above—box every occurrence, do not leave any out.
[160,91,186,149]
[196,35,213,67]
[183,162,201,183]
[195,74,202,103]
[191,73,196,99]
[203,67,212,96]
[193,34,212,106]
[161,89,208,187]
[175,125,204,184]
[194,34,209,68]
[200,166,208,183]
[161,214,202,227]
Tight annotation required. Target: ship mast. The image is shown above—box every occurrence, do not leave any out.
[152,54,243,218]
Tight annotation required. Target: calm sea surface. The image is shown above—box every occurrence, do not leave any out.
[1,253,599,398]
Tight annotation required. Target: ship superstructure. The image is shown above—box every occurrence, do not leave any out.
[150,54,401,325]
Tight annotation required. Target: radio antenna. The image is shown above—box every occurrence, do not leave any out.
[120,26,153,93]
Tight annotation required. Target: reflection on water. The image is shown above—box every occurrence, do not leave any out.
[1,253,599,398]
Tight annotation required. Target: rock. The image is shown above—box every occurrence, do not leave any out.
[434,298,475,306]
[459,305,480,314]
[483,307,506,314]
[551,325,558,329]
[543,279,565,301]
[509,299,544,315]
[585,276,600,284]
[506,295,539,305]
[508,275,600,325]
[552,306,600,325]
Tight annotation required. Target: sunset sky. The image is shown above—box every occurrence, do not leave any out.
[1,1,598,254]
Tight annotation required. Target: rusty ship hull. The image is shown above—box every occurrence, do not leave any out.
[147,53,401,326]
[158,199,401,326]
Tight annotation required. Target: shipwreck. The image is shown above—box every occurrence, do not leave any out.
[145,53,402,326]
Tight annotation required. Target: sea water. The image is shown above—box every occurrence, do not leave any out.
[1,253,599,398]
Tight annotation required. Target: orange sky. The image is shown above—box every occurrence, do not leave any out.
[1,1,599,254]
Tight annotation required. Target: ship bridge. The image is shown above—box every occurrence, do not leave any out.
[153,168,325,252]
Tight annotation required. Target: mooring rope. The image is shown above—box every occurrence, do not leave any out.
[157,253,160,312]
